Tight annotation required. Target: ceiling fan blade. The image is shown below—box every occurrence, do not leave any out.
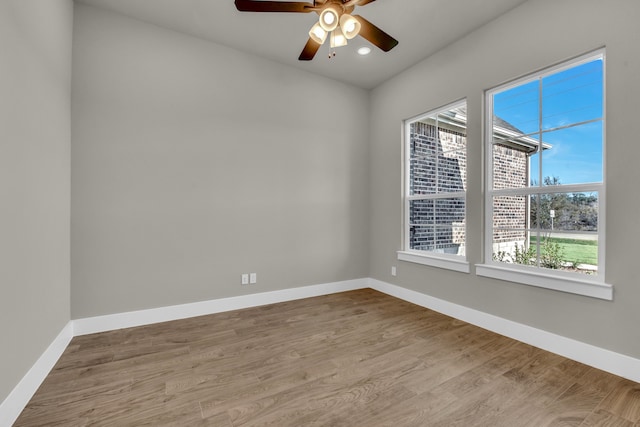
[342,0,375,7]
[352,15,398,52]
[299,38,322,61]
[345,0,376,5]
[235,0,314,13]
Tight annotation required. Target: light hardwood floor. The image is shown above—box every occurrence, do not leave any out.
[14,289,640,426]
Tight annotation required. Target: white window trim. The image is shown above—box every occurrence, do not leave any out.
[479,49,611,300]
[401,99,468,273]
[476,263,612,300]
[398,250,470,273]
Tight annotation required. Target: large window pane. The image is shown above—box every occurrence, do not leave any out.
[492,195,529,230]
[492,144,532,190]
[436,198,465,225]
[409,226,433,251]
[531,232,598,275]
[542,58,604,130]
[409,200,434,225]
[532,192,599,232]
[409,198,465,253]
[438,150,466,193]
[409,158,436,195]
[541,122,603,185]
[492,228,529,265]
[438,113,466,153]
[493,80,539,135]
[435,226,465,255]
[410,122,437,158]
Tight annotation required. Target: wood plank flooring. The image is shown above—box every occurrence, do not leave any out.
[14,289,640,426]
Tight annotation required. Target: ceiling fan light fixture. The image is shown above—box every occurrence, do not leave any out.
[234,0,399,62]
[319,5,340,32]
[309,22,328,44]
[339,14,361,39]
[330,27,348,48]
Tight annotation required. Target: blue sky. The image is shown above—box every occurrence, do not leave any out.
[493,58,604,186]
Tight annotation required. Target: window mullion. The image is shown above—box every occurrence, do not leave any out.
[490,183,603,196]
[408,192,466,201]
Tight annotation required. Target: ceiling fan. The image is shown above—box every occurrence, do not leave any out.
[234,0,399,61]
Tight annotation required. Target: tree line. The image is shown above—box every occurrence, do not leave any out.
[530,176,598,232]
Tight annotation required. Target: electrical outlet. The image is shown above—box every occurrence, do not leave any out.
[250,273,257,284]
[391,266,397,277]
[241,274,249,285]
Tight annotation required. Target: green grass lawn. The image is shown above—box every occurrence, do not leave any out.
[531,237,598,265]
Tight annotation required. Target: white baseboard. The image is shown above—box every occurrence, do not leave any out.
[73,278,368,336]
[0,322,73,427]
[368,278,640,383]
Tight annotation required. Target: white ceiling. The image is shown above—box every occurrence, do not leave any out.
[75,0,529,89]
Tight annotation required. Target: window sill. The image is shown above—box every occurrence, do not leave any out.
[475,264,613,300]
[397,251,470,273]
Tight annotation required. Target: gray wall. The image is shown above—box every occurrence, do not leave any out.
[369,0,640,358]
[71,4,370,318]
[0,0,72,402]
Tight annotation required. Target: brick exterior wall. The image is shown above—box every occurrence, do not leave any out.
[492,145,528,189]
[492,145,528,253]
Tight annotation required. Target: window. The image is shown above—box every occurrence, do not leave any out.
[398,100,469,273]
[478,50,611,299]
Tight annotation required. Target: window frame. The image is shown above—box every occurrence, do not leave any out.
[478,49,612,300]
[398,99,470,273]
